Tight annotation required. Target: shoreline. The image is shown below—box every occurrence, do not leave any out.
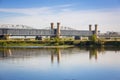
[1,45,75,49]
[0,40,120,48]
[1,45,120,49]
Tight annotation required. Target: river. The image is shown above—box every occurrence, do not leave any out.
[0,47,120,80]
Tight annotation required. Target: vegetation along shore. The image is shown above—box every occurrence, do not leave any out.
[0,36,120,48]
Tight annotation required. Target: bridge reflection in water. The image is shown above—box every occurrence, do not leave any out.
[89,48,98,60]
[0,48,120,80]
[51,48,61,64]
[0,48,119,63]
[0,49,12,58]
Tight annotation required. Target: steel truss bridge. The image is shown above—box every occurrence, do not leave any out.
[0,23,98,40]
[0,28,93,36]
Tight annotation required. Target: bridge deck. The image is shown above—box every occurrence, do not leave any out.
[0,28,93,36]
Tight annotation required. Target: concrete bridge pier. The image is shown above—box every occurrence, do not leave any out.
[50,22,61,39]
[50,22,55,39]
[56,22,61,38]
[88,24,92,40]
[51,22,54,29]
[95,24,98,35]
[89,24,92,31]
[89,24,98,40]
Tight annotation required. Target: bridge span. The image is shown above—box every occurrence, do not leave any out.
[0,23,98,39]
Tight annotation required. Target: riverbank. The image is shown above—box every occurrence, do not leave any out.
[0,40,120,48]
[0,40,74,48]
[2,45,74,49]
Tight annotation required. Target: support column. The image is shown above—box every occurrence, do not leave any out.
[95,24,98,35]
[50,22,54,39]
[56,22,60,38]
[88,24,92,40]
[89,24,92,31]
[51,22,54,29]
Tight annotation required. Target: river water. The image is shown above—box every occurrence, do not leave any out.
[0,47,120,80]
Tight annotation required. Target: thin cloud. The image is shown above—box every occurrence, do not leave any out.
[0,7,53,15]
[0,4,73,15]
[0,5,120,32]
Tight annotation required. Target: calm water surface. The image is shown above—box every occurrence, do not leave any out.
[0,47,120,80]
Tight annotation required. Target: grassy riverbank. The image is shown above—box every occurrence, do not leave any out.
[0,40,74,48]
[0,40,120,48]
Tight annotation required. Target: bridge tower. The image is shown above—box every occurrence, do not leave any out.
[50,22,55,39]
[56,22,61,38]
[95,24,98,35]
[51,22,54,29]
[89,24,92,31]
[88,24,92,40]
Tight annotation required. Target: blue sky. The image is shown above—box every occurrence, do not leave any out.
[0,0,120,32]
[0,0,120,8]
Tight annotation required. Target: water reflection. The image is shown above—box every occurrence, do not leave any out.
[0,47,119,62]
[0,49,11,58]
[0,47,120,80]
[0,48,62,64]
[89,48,98,60]
[51,48,61,64]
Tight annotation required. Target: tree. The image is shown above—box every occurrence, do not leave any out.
[91,34,97,42]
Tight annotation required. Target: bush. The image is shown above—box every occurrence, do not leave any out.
[59,41,64,45]
[64,41,73,45]
[91,34,97,42]
[0,42,7,46]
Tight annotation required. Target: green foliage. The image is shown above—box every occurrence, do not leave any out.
[79,42,86,46]
[54,43,59,46]
[0,38,119,47]
[54,37,60,43]
[0,42,7,46]
[59,41,64,45]
[64,41,73,45]
[91,34,97,42]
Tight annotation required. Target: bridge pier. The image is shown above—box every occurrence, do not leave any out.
[50,22,54,39]
[89,24,92,31]
[95,24,98,35]
[51,22,54,29]
[56,22,61,38]
[50,22,61,39]
[88,24,92,40]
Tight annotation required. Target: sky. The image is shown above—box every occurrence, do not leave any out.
[0,0,120,32]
